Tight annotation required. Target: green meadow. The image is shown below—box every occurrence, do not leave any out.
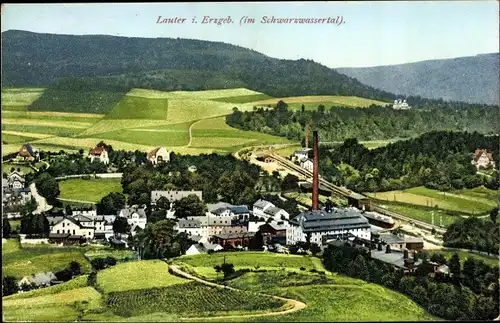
[58,178,123,203]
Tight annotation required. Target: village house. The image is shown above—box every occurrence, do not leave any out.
[17,143,39,162]
[118,205,147,232]
[87,145,110,165]
[471,148,496,170]
[2,170,32,210]
[263,206,290,221]
[300,158,314,172]
[185,242,223,256]
[247,221,267,233]
[147,147,171,165]
[293,148,312,163]
[50,217,95,240]
[151,190,203,205]
[7,170,26,190]
[188,165,197,173]
[392,99,411,110]
[175,218,207,237]
[287,207,371,247]
[252,199,275,218]
[208,202,250,220]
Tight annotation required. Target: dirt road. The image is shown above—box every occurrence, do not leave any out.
[169,265,307,321]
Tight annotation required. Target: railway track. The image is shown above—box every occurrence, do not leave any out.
[267,152,447,234]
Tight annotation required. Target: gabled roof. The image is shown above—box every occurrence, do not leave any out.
[290,207,370,233]
[253,199,274,209]
[120,207,146,219]
[19,144,35,157]
[473,148,494,162]
[264,206,286,216]
[72,215,93,223]
[177,219,202,228]
[53,216,82,228]
[229,205,249,214]
[147,147,162,158]
[89,146,107,156]
[213,232,256,240]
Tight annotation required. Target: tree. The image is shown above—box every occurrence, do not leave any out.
[90,258,107,271]
[412,285,429,307]
[490,207,498,224]
[2,276,18,296]
[173,194,207,219]
[281,174,299,191]
[65,205,73,216]
[105,257,117,266]
[3,218,11,238]
[220,262,235,279]
[112,217,131,235]
[96,192,126,215]
[385,245,391,253]
[69,261,81,276]
[148,209,167,224]
[310,243,321,256]
[156,196,171,211]
[249,231,264,250]
[34,173,60,201]
[448,253,461,278]
[351,254,369,280]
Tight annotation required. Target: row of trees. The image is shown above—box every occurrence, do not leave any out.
[227,101,499,143]
[322,243,499,321]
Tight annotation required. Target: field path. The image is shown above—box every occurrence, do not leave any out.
[169,265,307,321]
[57,197,96,204]
[30,183,53,214]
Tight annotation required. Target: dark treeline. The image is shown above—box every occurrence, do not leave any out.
[317,131,499,193]
[121,153,264,207]
[3,30,395,102]
[323,244,499,321]
[443,217,500,254]
[226,101,499,144]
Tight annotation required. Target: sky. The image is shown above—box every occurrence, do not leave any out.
[1,2,499,68]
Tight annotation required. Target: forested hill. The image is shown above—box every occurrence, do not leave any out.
[1,30,395,101]
[336,53,500,105]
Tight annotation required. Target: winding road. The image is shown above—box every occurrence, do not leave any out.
[168,265,307,321]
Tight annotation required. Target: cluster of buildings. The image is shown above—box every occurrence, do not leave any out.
[46,205,147,246]
[2,170,32,215]
[392,99,411,110]
[292,148,314,172]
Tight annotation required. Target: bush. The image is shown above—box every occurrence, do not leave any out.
[300,266,306,271]
[309,268,318,273]
[105,257,117,267]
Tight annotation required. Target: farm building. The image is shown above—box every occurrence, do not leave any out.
[147,147,171,165]
[88,144,110,165]
[258,222,287,245]
[51,217,95,240]
[209,204,250,220]
[17,144,39,162]
[263,206,289,221]
[471,148,496,169]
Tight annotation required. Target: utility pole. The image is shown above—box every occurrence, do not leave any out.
[431,212,434,226]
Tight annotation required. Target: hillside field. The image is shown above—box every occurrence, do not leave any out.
[58,178,123,204]
[3,253,436,322]
[2,87,391,157]
[251,95,390,110]
[368,186,498,226]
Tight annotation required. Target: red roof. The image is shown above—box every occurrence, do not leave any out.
[90,146,106,156]
[473,149,493,162]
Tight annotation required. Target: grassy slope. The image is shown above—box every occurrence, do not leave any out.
[96,260,187,293]
[58,178,123,203]
[104,96,169,120]
[175,252,435,322]
[251,95,390,110]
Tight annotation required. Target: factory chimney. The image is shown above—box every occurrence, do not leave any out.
[312,130,319,210]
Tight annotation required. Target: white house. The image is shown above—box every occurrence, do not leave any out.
[293,148,312,162]
[175,218,208,238]
[88,145,109,165]
[300,159,314,172]
[147,147,171,165]
[471,149,496,170]
[208,203,250,220]
[72,209,97,217]
[263,206,289,221]
[287,207,371,247]
[185,243,223,255]
[252,199,275,218]
[51,217,95,239]
[7,171,25,190]
[118,205,147,231]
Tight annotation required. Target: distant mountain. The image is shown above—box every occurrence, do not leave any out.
[1,30,395,102]
[336,54,500,105]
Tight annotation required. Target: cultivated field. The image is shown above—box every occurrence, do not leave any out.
[2,87,395,157]
[250,95,390,110]
[58,178,123,204]
[174,252,435,322]
[96,260,187,293]
[368,186,498,227]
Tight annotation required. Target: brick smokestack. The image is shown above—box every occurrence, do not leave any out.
[312,130,319,210]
